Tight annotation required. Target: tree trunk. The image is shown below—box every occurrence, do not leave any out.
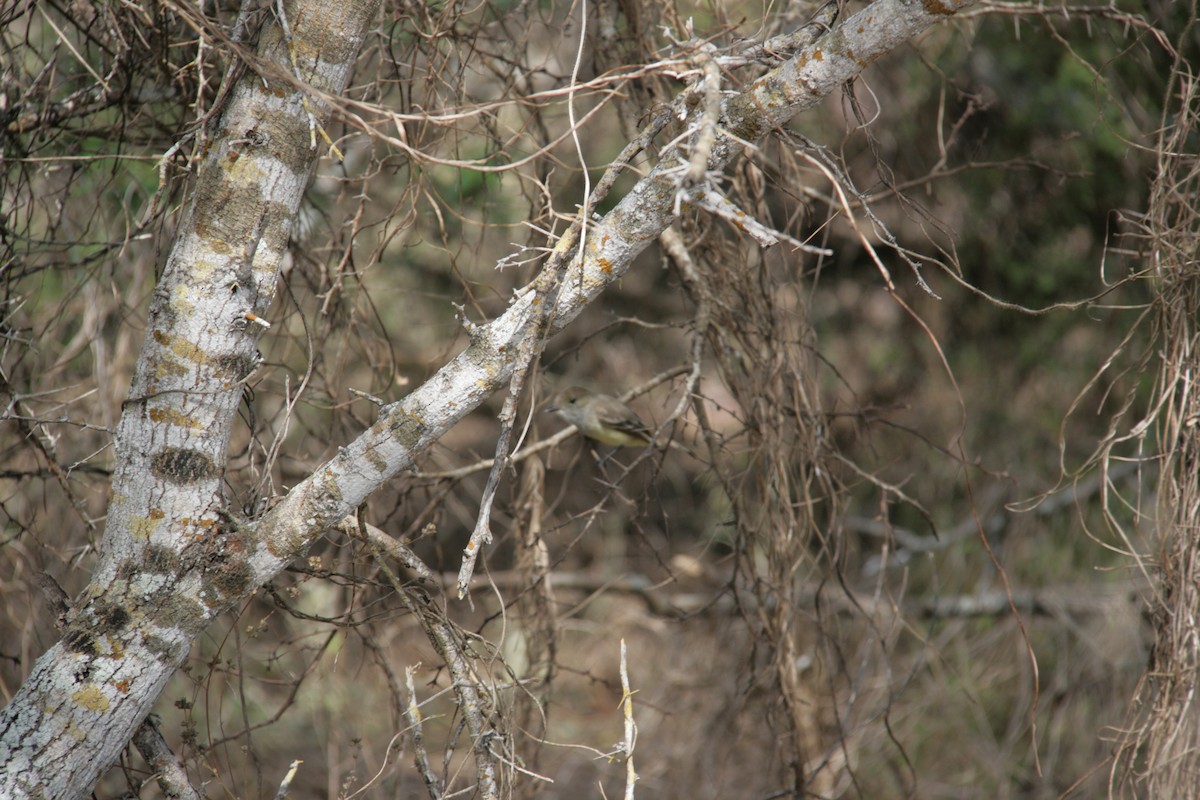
[0,0,380,795]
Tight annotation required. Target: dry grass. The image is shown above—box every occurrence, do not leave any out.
[1108,44,1200,798]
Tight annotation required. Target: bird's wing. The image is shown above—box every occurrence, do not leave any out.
[598,397,653,441]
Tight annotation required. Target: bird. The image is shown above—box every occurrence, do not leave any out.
[545,386,657,448]
[547,386,703,460]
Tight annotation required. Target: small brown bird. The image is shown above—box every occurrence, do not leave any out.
[546,386,655,447]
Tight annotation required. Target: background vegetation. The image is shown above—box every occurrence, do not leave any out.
[1,0,1188,796]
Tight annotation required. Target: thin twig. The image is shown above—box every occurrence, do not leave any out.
[620,639,638,800]
[405,665,443,800]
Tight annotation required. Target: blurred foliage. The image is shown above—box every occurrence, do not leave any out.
[0,0,1182,797]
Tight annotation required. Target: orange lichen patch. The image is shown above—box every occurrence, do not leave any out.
[149,407,203,430]
[98,635,126,660]
[922,0,957,14]
[598,258,613,274]
[170,338,207,364]
[171,285,196,313]
[813,49,823,61]
[155,359,189,379]
[72,685,110,713]
[152,329,210,365]
[114,680,131,694]
[130,515,160,540]
[226,158,267,183]
[190,256,218,280]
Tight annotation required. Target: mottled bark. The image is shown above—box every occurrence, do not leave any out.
[0,0,381,795]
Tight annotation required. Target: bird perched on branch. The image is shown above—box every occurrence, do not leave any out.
[546,386,657,447]
[547,386,700,460]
